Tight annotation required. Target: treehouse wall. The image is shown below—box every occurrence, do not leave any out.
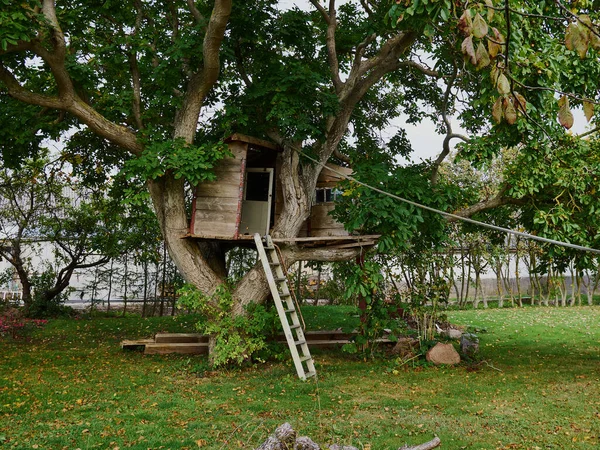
[191,140,246,239]
[190,136,351,240]
[308,165,352,237]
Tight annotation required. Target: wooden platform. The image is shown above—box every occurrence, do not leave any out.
[183,234,380,250]
[121,331,394,355]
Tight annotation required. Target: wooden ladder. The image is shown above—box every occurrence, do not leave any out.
[254,233,316,380]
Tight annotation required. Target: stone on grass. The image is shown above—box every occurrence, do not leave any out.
[445,328,462,340]
[294,436,320,449]
[391,337,419,358]
[426,342,460,365]
[460,333,479,356]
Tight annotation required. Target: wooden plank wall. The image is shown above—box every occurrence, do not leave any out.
[192,141,246,238]
[309,204,348,237]
[309,164,352,236]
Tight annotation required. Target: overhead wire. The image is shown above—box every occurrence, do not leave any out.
[292,145,600,255]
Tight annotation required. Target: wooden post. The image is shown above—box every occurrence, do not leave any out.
[356,250,367,324]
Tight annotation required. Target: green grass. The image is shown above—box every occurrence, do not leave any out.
[1,307,600,449]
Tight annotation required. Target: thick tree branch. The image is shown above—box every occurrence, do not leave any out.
[397,60,440,78]
[449,187,525,220]
[129,53,144,130]
[234,40,252,88]
[186,0,205,24]
[333,148,351,164]
[310,0,342,92]
[174,0,232,142]
[431,68,470,185]
[352,33,377,73]
[326,0,343,92]
[0,64,66,110]
[309,0,330,23]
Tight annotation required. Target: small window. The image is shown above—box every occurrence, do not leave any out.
[245,171,271,201]
[315,188,342,204]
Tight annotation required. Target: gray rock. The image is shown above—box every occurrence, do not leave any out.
[445,328,463,340]
[460,333,479,356]
[426,342,460,365]
[275,423,297,445]
[391,337,419,357]
[294,436,320,450]
[255,436,284,450]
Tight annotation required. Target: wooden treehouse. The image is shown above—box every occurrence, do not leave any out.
[187,133,378,250]
[183,134,380,379]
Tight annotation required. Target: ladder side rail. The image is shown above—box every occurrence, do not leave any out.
[254,234,308,380]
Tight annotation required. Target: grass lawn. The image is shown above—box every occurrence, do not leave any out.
[1,306,600,449]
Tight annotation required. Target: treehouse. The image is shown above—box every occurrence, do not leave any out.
[188,133,374,246]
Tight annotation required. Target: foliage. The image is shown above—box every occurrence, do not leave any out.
[177,283,280,367]
[0,308,47,339]
[123,139,232,188]
[25,269,75,319]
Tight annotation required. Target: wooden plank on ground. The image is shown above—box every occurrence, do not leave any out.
[121,339,154,349]
[144,343,208,355]
[154,333,207,343]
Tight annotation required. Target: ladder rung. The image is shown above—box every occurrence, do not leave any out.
[269,262,280,266]
[290,324,301,330]
[274,277,287,282]
[280,293,291,298]
[299,355,312,363]
[304,371,317,378]
[284,308,295,313]
[294,339,306,346]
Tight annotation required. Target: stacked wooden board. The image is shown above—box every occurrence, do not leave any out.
[121,330,392,355]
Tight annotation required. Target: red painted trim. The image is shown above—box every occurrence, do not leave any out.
[233,156,247,240]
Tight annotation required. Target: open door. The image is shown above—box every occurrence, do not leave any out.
[239,168,273,235]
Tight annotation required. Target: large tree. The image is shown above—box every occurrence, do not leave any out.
[0,1,598,321]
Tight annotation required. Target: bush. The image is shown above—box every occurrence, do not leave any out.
[177,284,281,367]
[0,308,48,339]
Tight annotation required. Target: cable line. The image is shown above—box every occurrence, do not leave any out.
[294,146,600,255]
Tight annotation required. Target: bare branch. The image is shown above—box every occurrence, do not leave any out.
[326,0,342,92]
[333,148,351,164]
[397,60,441,78]
[359,0,373,16]
[129,53,143,130]
[556,0,600,39]
[431,67,468,185]
[186,0,204,25]
[579,126,599,138]
[234,40,252,88]
[449,186,525,220]
[509,75,600,105]
[309,0,330,23]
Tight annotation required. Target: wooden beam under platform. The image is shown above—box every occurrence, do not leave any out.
[183,233,381,250]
